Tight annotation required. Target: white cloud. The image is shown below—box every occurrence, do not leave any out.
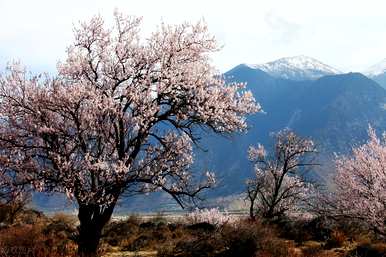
[1,0,386,73]
[264,11,301,45]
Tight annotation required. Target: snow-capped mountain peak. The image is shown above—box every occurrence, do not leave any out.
[246,55,341,81]
[363,58,386,77]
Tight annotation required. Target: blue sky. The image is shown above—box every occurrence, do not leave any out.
[1,0,386,73]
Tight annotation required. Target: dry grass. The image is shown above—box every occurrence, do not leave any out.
[104,250,157,257]
[0,208,385,257]
[0,208,77,257]
[0,224,77,257]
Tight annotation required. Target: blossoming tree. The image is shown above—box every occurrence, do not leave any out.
[246,130,317,220]
[335,127,386,236]
[0,13,260,256]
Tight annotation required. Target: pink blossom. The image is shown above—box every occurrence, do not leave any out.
[335,126,386,236]
[0,13,260,209]
[186,208,238,227]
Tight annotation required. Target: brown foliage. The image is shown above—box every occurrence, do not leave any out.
[347,242,386,257]
[324,229,347,249]
[0,224,77,257]
[0,197,30,225]
[157,219,299,257]
[0,210,77,257]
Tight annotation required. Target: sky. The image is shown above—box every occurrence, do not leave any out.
[1,0,386,74]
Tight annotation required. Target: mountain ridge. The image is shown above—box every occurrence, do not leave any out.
[245,55,341,81]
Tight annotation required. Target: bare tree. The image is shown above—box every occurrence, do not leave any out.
[246,129,318,220]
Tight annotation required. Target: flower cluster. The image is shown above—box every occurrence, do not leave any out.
[186,208,238,227]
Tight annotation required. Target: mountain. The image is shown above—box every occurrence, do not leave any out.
[364,59,386,89]
[223,64,386,152]
[246,55,341,81]
[196,64,386,195]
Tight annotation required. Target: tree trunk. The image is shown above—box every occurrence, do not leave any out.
[77,217,104,257]
[264,205,275,220]
[249,199,255,221]
[77,202,116,257]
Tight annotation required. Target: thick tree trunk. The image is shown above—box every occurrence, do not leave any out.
[77,202,116,257]
[77,219,103,257]
[264,207,275,220]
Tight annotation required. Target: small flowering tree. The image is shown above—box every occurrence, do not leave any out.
[246,129,317,220]
[0,12,259,256]
[335,127,386,236]
[186,208,238,227]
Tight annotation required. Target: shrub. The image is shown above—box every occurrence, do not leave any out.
[347,242,386,257]
[301,241,324,257]
[0,204,13,224]
[328,217,370,242]
[255,237,299,257]
[43,213,77,238]
[103,219,140,248]
[15,209,47,225]
[277,216,334,244]
[172,236,217,257]
[0,224,76,257]
[220,225,259,257]
[186,222,216,233]
[123,234,153,251]
[0,194,30,225]
[221,220,301,257]
[0,202,30,225]
[324,229,346,249]
[157,219,295,257]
